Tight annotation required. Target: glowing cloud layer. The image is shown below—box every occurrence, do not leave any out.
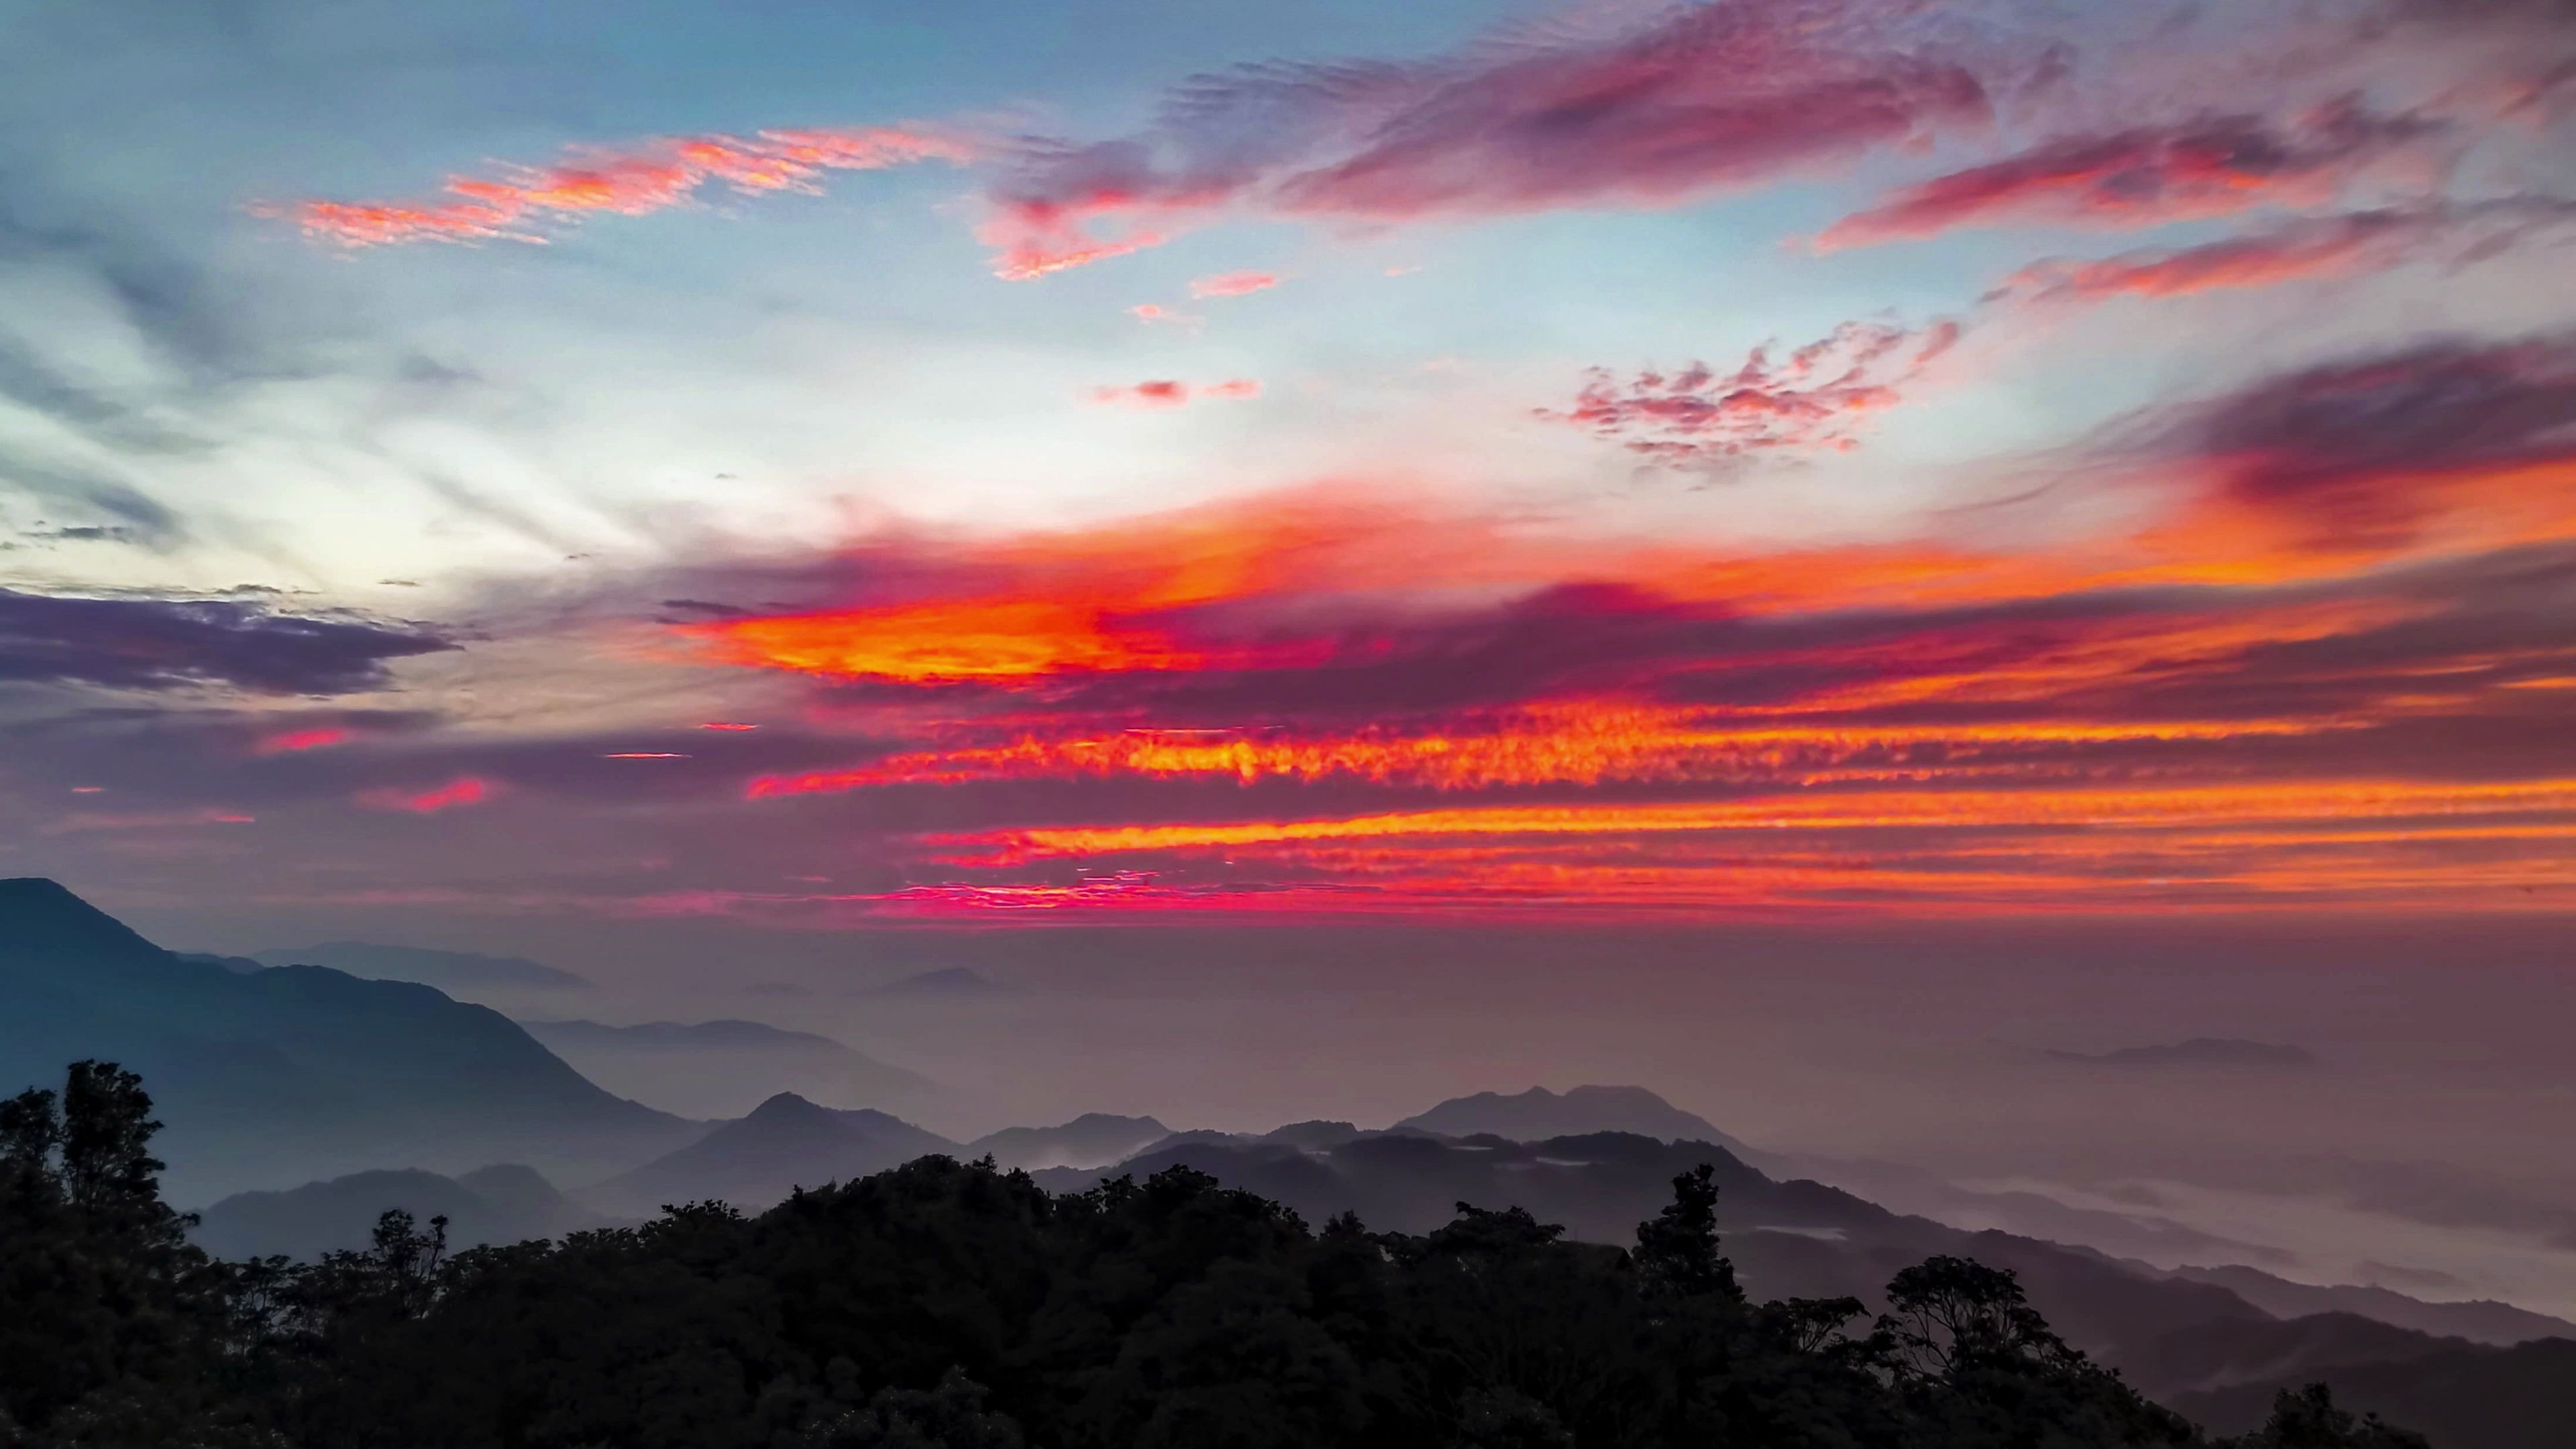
[681,331,2576,917]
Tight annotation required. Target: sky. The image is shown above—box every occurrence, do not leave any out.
[5,0,2576,1301]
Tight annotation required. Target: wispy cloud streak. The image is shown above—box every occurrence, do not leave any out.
[274,127,971,247]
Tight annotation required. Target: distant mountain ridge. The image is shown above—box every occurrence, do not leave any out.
[520,1017,945,1121]
[0,879,697,1202]
[2165,1262,2575,1346]
[1026,1125,2571,1436]
[251,941,591,991]
[967,1113,1171,1171]
[1393,1084,1749,1150]
[193,1163,611,1260]
[587,1092,954,1216]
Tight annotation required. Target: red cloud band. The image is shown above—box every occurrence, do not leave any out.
[358,777,494,813]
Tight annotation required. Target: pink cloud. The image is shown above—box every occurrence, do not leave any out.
[1128,303,1203,328]
[1816,102,2447,250]
[1996,198,2576,302]
[1188,270,1280,298]
[1548,319,1960,466]
[980,0,2003,276]
[254,725,351,755]
[273,126,971,248]
[358,777,493,814]
[1089,378,1263,409]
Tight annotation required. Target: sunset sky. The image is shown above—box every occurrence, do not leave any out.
[4,0,2575,935]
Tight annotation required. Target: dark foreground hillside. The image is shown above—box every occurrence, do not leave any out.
[2,1061,2430,1449]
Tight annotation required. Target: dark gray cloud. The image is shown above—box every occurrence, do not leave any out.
[2184,331,2576,496]
[0,588,455,694]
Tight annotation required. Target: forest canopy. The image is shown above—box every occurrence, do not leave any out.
[1,1062,2430,1449]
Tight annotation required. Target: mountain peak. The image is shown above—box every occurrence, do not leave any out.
[744,1091,830,1122]
[0,877,172,971]
[1392,1084,1744,1150]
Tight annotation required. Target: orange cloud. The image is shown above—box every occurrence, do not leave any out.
[747,709,2339,797]
[934,777,2576,864]
[674,333,2576,919]
[273,126,971,247]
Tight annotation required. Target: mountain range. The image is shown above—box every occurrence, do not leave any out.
[1018,1125,2575,1448]
[10,878,2572,1448]
[0,878,699,1201]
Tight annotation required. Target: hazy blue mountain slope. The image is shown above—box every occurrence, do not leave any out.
[250,940,590,991]
[521,1017,945,1120]
[967,1113,1171,1170]
[193,1163,611,1260]
[1,879,698,1201]
[588,1092,955,1215]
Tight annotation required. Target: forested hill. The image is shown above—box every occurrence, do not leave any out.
[2,1059,2432,1449]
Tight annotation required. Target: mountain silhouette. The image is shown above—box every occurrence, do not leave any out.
[251,940,591,991]
[2165,1263,2574,1346]
[2171,1333,2576,1449]
[520,1018,945,1121]
[0,879,696,1201]
[192,1163,610,1260]
[1394,1084,1748,1150]
[966,1112,1172,1170]
[587,1092,955,1216]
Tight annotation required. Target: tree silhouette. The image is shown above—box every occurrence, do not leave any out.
[2229,1384,2432,1449]
[1630,1163,1741,1301]
[0,1062,246,1445]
